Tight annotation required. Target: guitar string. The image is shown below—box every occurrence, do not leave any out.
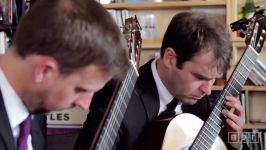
[97,67,138,150]
[98,68,131,149]
[100,68,135,149]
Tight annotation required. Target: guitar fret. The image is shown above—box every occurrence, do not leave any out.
[103,128,114,148]
[231,76,242,91]
[236,68,246,79]
[235,69,246,84]
[105,119,114,140]
[210,111,222,127]
[244,52,256,66]
[105,119,118,142]
[240,60,251,72]
[96,65,139,150]
[212,105,221,116]
[224,88,231,96]
[197,133,212,148]
[228,82,239,92]
[208,117,221,131]
[209,112,223,128]
[239,61,251,77]
[229,82,241,96]
[113,100,123,119]
[191,141,201,150]
[230,80,243,93]
[194,135,210,150]
[226,83,239,97]
[223,88,233,99]
[202,133,215,147]
[125,86,132,97]
[99,129,109,149]
[112,109,122,126]
[204,122,219,139]
[216,97,224,109]
[203,125,217,140]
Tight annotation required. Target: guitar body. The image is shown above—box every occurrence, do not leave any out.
[161,113,227,150]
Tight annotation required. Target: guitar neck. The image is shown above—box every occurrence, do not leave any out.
[190,45,259,149]
[93,61,139,150]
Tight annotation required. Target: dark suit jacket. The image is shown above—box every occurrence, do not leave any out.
[113,59,212,150]
[0,90,47,150]
[74,59,248,150]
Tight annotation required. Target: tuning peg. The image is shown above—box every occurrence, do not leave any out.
[240,30,246,38]
[230,18,250,32]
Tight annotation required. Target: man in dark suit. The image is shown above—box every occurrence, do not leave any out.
[0,93,46,150]
[75,12,246,150]
[0,0,129,149]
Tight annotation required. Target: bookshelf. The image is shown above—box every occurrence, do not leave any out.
[103,1,226,9]
[104,0,227,51]
[245,124,266,130]
[104,0,229,66]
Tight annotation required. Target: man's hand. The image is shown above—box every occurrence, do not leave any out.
[222,96,245,149]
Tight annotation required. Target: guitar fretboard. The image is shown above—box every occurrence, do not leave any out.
[191,45,259,150]
[95,62,139,150]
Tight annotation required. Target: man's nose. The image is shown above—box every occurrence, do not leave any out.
[74,93,94,110]
[200,80,214,96]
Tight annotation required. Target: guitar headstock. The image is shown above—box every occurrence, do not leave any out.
[231,7,266,53]
[123,15,142,69]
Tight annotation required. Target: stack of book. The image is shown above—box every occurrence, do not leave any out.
[248,59,266,86]
[107,9,129,31]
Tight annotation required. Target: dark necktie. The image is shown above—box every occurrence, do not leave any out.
[157,98,179,119]
[17,115,32,150]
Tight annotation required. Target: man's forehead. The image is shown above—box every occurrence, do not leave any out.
[189,54,225,79]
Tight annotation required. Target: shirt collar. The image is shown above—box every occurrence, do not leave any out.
[151,59,183,115]
[151,59,173,107]
[0,69,30,129]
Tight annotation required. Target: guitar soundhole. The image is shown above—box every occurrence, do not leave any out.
[180,145,190,150]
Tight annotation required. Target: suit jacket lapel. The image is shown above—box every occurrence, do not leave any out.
[0,90,16,150]
[31,114,46,150]
[137,60,160,122]
[137,60,212,123]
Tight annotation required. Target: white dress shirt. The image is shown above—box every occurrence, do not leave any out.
[0,69,33,150]
[151,59,183,116]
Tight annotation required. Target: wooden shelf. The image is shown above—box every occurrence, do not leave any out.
[242,86,266,91]
[103,1,226,10]
[142,39,161,49]
[142,39,262,49]
[212,85,266,91]
[244,124,266,129]
[212,85,224,91]
[231,37,245,43]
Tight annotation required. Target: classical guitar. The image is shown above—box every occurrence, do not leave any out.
[153,8,266,150]
[89,16,142,150]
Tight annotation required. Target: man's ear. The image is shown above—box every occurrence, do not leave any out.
[162,47,177,68]
[33,58,58,83]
